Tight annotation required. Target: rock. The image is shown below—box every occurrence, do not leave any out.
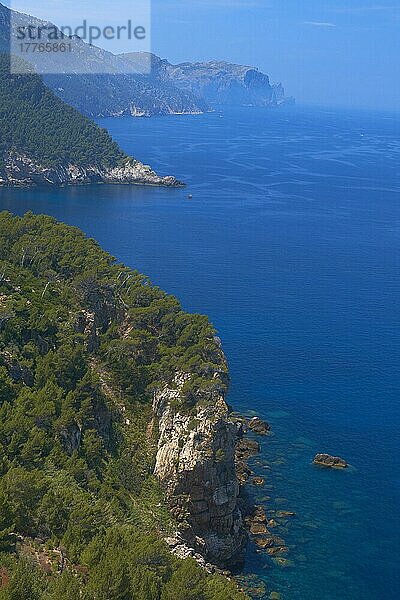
[269,593,281,600]
[236,461,253,484]
[266,546,289,556]
[255,536,275,549]
[153,376,247,568]
[313,453,348,469]
[248,416,271,435]
[271,536,286,546]
[2,353,33,386]
[275,511,296,518]
[272,557,293,568]
[236,438,260,460]
[236,574,267,599]
[252,506,267,523]
[165,536,180,548]
[252,477,265,487]
[250,522,268,535]
[267,519,278,528]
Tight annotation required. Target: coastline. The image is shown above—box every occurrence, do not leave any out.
[0,151,183,187]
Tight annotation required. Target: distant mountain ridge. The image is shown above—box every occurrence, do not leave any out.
[0,2,208,117]
[0,3,292,118]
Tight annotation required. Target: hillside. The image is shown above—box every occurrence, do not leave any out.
[0,3,208,118]
[0,212,247,599]
[0,54,180,186]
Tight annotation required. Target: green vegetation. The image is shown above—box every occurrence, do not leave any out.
[0,212,241,599]
[0,54,126,168]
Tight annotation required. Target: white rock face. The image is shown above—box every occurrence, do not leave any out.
[153,376,246,567]
[0,151,182,187]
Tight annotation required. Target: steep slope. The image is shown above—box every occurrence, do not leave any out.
[0,2,208,117]
[121,53,293,107]
[0,212,247,598]
[0,54,180,186]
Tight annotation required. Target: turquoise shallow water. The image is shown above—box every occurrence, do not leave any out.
[1,106,399,598]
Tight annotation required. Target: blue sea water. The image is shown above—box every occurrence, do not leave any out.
[1,105,399,599]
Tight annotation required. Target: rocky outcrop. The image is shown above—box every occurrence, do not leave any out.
[153,376,247,568]
[74,280,127,352]
[313,453,348,468]
[0,151,182,188]
[1,351,33,386]
[248,416,271,435]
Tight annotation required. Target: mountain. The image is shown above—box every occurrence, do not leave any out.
[0,212,247,598]
[121,53,293,108]
[0,4,291,117]
[0,2,208,118]
[0,54,180,186]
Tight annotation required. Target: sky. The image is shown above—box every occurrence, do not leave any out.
[6,0,400,110]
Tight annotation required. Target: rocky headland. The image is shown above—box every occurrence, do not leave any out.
[121,53,294,110]
[0,151,182,187]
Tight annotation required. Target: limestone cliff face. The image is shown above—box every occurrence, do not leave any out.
[0,151,182,187]
[153,376,246,567]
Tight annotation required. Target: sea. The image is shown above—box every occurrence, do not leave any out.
[1,105,399,599]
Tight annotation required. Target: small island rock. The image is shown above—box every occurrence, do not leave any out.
[313,453,348,468]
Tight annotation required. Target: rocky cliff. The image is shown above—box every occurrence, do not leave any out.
[121,53,294,108]
[0,151,181,187]
[68,272,246,567]
[153,375,246,567]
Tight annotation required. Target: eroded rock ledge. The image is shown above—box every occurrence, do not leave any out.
[0,151,182,187]
[153,376,247,568]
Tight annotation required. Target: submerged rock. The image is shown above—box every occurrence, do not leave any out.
[267,519,279,528]
[272,557,293,568]
[313,453,348,469]
[255,536,275,549]
[252,476,265,487]
[266,546,289,556]
[236,574,267,599]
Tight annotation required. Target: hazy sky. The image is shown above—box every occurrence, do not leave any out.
[151,0,400,110]
[7,0,400,110]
